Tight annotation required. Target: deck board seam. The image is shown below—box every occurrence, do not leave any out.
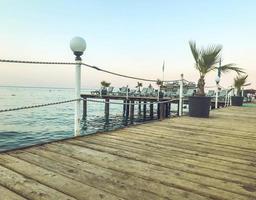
[62,141,256,199]
[77,138,256,180]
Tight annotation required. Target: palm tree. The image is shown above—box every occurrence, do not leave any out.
[189,41,244,96]
[101,81,111,88]
[136,82,143,92]
[234,75,249,96]
[156,79,163,87]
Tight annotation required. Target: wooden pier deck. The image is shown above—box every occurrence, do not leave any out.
[0,106,256,200]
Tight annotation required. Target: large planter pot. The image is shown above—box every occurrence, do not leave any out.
[188,96,211,118]
[231,96,244,106]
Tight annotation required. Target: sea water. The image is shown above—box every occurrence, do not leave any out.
[0,86,179,152]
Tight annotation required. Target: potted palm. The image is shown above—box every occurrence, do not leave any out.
[100,81,111,95]
[231,75,248,106]
[188,41,244,117]
[136,82,143,93]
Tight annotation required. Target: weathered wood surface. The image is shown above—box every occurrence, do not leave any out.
[0,106,256,200]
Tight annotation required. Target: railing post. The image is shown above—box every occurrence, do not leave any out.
[178,74,183,116]
[224,90,228,107]
[70,36,86,136]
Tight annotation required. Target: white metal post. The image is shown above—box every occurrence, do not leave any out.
[224,90,228,107]
[179,74,183,116]
[126,85,129,99]
[241,88,244,97]
[74,60,81,136]
[70,36,86,137]
[215,84,219,109]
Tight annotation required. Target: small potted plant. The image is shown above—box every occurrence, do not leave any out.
[188,41,244,117]
[156,79,164,98]
[136,82,143,93]
[231,75,248,106]
[100,81,111,96]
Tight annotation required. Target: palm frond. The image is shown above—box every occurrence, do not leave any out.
[219,64,245,74]
[189,41,199,63]
[243,83,251,87]
[201,45,222,73]
[234,75,248,90]
[189,41,222,75]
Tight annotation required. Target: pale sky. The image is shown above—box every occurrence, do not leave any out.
[0,0,255,89]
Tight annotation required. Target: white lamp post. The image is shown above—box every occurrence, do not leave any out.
[215,76,220,109]
[70,36,86,136]
[179,74,184,116]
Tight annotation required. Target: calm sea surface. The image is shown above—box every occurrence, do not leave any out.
[0,86,178,152]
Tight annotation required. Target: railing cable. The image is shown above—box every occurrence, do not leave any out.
[0,99,79,113]
[0,59,191,83]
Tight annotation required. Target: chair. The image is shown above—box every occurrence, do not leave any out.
[107,87,114,95]
[218,90,228,102]
[118,87,128,96]
[140,88,148,97]
[91,88,100,95]
[183,88,195,97]
[207,90,215,97]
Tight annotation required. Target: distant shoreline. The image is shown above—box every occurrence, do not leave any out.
[0,85,91,90]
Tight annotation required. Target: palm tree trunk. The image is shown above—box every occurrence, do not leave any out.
[197,76,205,96]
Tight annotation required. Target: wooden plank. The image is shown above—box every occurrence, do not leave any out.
[42,142,254,200]
[78,135,256,178]
[0,154,124,200]
[70,138,256,185]
[113,129,256,166]
[0,164,76,200]
[95,132,256,175]
[147,121,256,140]
[129,126,256,155]
[0,184,27,200]
[145,120,256,141]
[12,149,208,200]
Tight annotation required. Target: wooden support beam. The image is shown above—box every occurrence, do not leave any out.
[143,101,147,120]
[125,100,130,120]
[130,100,134,123]
[105,98,110,121]
[177,101,180,116]
[123,100,126,117]
[168,103,171,117]
[159,103,164,121]
[157,103,160,119]
[150,102,154,119]
[82,98,87,119]
[165,103,169,118]
[138,100,141,116]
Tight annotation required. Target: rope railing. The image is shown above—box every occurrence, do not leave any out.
[0,97,174,113]
[0,99,79,113]
[0,59,187,83]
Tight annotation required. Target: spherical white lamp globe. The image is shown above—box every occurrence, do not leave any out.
[215,76,220,84]
[70,37,86,57]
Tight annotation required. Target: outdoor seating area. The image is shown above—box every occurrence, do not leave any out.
[90,83,197,99]
[91,81,196,98]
